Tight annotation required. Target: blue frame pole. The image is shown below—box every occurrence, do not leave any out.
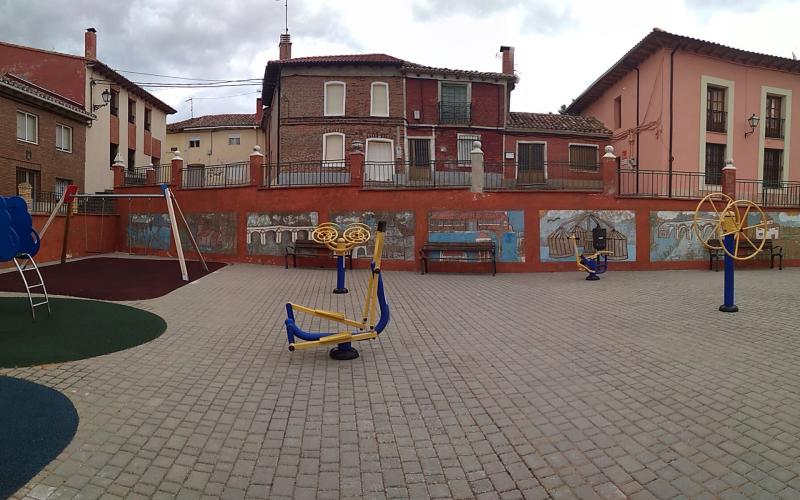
[719,234,738,313]
[333,254,348,294]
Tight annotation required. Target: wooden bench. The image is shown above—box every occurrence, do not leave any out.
[419,241,496,275]
[708,238,783,271]
[285,239,354,269]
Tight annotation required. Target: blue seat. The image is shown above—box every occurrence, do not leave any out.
[4,196,40,257]
[0,197,19,262]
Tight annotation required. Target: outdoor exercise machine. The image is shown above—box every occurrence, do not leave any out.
[569,225,612,280]
[1,195,50,320]
[692,192,770,312]
[284,221,390,360]
[311,222,371,294]
[40,184,208,282]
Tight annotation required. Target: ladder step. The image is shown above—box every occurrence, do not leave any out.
[27,283,44,289]
[32,301,49,308]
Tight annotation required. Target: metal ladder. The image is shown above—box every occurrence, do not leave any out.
[13,253,50,320]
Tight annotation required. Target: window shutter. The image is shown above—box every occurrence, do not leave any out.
[372,83,388,116]
[324,134,344,161]
[325,83,345,115]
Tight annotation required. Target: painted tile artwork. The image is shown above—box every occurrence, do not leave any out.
[127,213,170,251]
[179,212,237,255]
[331,211,415,260]
[428,210,525,262]
[650,211,715,261]
[756,211,800,259]
[246,212,319,255]
[540,210,636,262]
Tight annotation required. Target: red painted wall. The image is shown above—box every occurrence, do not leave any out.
[0,44,86,105]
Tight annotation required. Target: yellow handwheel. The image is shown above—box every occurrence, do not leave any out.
[693,192,735,250]
[342,223,372,245]
[311,222,341,244]
[720,199,769,260]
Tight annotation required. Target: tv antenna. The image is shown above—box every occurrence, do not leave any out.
[185,97,194,118]
[276,0,288,34]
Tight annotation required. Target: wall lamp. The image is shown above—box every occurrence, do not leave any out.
[90,79,112,111]
[744,113,760,138]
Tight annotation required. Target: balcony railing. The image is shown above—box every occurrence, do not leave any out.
[765,117,785,139]
[484,161,603,191]
[363,160,471,188]
[263,160,350,188]
[182,163,250,188]
[14,191,116,215]
[438,101,471,124]
[706,109,727,132]
[122,165,172,186]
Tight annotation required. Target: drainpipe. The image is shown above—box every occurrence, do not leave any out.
[276,76,282,182]
[668,46,678,197]
[635,66,640,194]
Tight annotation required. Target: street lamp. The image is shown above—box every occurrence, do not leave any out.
[93,88,112,111]
[744,113,760,138]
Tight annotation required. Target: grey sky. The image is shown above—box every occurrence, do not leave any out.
[0,0,797,122]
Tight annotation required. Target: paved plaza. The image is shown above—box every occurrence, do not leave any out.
[4,262,800,499]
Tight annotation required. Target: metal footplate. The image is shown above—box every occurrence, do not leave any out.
[13,253,51,320]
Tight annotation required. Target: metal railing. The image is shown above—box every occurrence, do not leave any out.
[363,160,471,188]
[182,162,250,188]
[736,178,800,207]
[484,161,603,191]
[122,165,172,186]
[765,117,785,139]
[438,101,471,124]
[263,160,351,187]
[16,191,117,215]
[706,109,727,132]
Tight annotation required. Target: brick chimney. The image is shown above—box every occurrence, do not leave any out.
[279,33,292,60]
[500,46,514,76]
[85,28,97,60]
[256,97,263,123]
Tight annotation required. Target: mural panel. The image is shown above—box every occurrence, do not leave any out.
[650,211,715,261]
[758,211,800,259]
[428,210,525,262]
[247,212,319,256]
[540,210,636,262]
[127,213,170,251]
[331,211,415,260]
[179,212,237,255]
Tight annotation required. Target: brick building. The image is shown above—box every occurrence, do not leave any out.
[0,74,91,210]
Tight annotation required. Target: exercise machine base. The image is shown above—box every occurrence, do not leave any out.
[585,274,600,281]
[333,287,349,294]
[330,346,359,360]
[719,304,739,313]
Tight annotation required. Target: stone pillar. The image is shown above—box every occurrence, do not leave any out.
[470,140,484,193]
[111,154,126,188]
[350,140,364,187]
[17,182,32,210]
[601,145,618,196]
[722,159,736,197]
[250,145,265,186]
[171,150,184,188]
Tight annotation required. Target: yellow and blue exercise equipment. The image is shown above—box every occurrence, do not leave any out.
[285,221,390,360]
[569,225,612,280]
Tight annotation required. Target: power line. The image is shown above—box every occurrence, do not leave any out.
[191,90,260,100]
[134,82,261,89]
[114,68,260,83]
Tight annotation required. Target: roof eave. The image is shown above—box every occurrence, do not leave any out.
[506,126,611,138]
[87,61,177,114]
[0,81,94,122]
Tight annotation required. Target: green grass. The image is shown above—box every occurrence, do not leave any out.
[0,297,167,368]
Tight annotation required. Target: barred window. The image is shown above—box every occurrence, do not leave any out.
[457,134,479,165]
[569,145,599,171]
[705,143,726,185]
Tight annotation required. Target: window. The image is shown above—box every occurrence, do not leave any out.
[144,108,152,131]
[764,148,783,188]
[705,143,726,185]
[440,83,470,124]
[56,124,72,152]
[569,144,599,171]
[189,137,200,148]
[128,99,136,124]
[517,143,546,184]
[371,82,389,117]
[765,95,784,139]
[324,82,345,116]
[55,178,71,198]
[707,86,726,132]
[613,96,622,129]
[16,111,38,143]
[457,134,480,165]
[110,90,119,116]
[228,134,241,146]
[408,138,432,181]
[128,148,135,170]
[322,133,345,167]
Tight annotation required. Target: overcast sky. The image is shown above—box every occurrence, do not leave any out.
[1,0,798,123]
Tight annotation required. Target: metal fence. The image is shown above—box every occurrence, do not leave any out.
[18,191,117,215]
[263,161,351,187]
[122,165,172,186]
[484,161,602,191]
[363,160,471,189]
[182,163,250,188]
[736,178,800,207]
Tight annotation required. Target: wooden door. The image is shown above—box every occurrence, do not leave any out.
[408,139,431,181]
[517,143,545,184]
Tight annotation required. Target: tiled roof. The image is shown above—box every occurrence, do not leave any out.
[508,112,611,136]
[272,54,405,66]
[167,113,257,132]
[401,62,515,81]
[0,74,93,121]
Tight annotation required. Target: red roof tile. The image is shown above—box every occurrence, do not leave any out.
[508,112,611,136]
[0,74,93,121]
[167,113,257,132]
[270,54,404,66]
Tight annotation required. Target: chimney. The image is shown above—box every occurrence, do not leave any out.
[279,33,292,60]
[256,97,263,123]
[85,28,97,60]
[500,46,514,76]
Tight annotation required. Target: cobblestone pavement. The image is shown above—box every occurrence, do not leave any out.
[4,263,800,499]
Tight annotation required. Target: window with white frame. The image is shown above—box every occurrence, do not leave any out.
[371,82,389,117]
[569,144,599,171]
[16,111,38,143]
[56,124,72,152]
[188,137,200,148]
[323,133,345,167]
[457,134,480,165]
[228,134,241,146]
[324,82,345,116]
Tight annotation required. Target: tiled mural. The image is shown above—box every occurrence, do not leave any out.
[650,211,715,261]
[127,213,170,251]
[179,212,237,255]
[540,210,636,262]
[246,212,319,255]
[428,210,525,262]
[331,211,415,260]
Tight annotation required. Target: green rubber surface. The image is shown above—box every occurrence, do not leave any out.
[0,297,167,368]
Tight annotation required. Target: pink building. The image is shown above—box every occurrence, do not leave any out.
[567,28,800,197]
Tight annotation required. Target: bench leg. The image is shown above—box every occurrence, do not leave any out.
[285,254,289,269]
[420,257,427,275]
[492,256,496,276]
